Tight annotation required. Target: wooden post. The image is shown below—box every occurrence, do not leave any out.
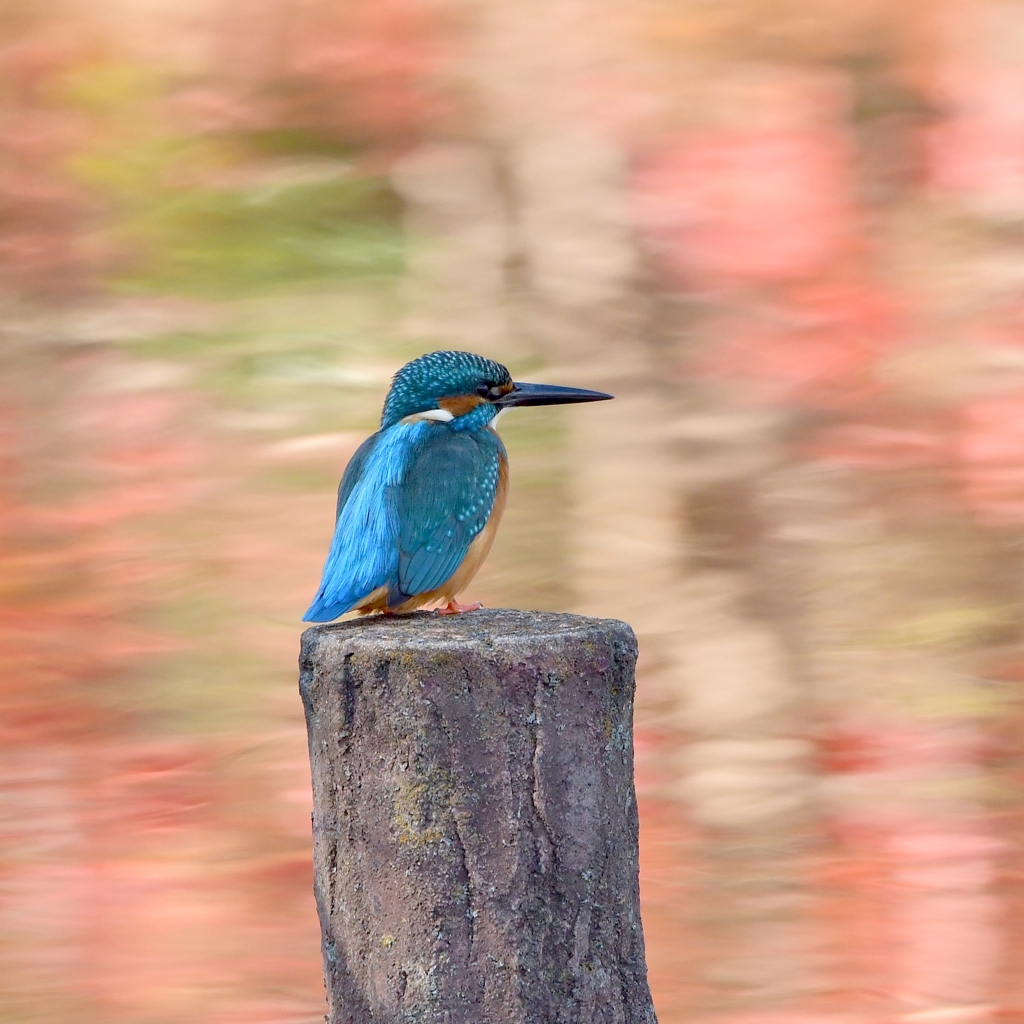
[299,609,657,1024]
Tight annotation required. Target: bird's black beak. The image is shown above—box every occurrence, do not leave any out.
[496,382,614,407]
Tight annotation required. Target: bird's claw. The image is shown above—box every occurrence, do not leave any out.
[436,600,482,615]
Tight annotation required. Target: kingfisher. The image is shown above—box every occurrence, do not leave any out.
[303,350,612,620]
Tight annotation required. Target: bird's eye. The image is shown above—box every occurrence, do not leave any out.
[476,382,504,400]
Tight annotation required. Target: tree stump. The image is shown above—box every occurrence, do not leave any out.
[299,608,657,1024]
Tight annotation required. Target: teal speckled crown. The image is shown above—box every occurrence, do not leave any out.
[380,351,512,429]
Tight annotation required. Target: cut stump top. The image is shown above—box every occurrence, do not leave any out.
[300,607,637,659]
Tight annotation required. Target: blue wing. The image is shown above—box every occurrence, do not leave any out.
[302,422,505,621]
[391,426,504,604]
[303,429,398,622]
[334,431,379,521]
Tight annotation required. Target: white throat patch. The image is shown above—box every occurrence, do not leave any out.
[401,408,455,424]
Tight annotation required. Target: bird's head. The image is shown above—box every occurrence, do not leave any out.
[380,350,612,430]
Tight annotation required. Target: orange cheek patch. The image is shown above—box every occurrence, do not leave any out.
[438,394,485,417]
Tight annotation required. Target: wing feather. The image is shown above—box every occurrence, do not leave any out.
[394,427,504,600]
[303,430,402,621]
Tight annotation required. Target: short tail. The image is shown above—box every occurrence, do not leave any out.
[302,589,355,622]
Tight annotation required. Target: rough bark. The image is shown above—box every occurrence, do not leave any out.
[299,608,657,1024]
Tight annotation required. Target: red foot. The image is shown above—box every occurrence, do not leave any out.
[435,599,482,616]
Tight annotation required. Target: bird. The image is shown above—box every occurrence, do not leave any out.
[303,350,612,621]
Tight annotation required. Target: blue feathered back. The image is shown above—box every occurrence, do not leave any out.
[302,418,505,621]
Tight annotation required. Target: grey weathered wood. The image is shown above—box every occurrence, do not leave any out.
[299,608,657,1024]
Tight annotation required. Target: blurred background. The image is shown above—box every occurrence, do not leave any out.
[3,0,1024,1022]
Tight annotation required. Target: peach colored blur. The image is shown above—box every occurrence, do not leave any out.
[3,2,1024,1023]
